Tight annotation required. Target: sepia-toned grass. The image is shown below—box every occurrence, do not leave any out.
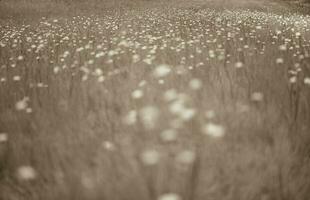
[1,1,310,200]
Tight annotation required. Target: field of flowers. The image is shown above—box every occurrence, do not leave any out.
[1,3,310,200]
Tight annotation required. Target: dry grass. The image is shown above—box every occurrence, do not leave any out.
[0,1,310,200]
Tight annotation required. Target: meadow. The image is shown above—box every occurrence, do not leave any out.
[1,0,310,199]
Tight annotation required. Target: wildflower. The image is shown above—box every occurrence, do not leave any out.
[153,64,171,78]
[138,80,147,87]
[304,77,310,86]
[140,149,160,166]
[163,89,178,102]
[179,108,196,121]
[131,89,144,99]
[26,108,33,113]
[158,79,165,84]
[123,110,137,125]
[94,68,103,76]
[256,25,262,30]
[102,141,115,151]
[98,76,105,82]
[16,166,37,181]
[202,123,225,138]
[132,54,140,63]
[53,66,60,74]
[13,76,21,81]
[0,133,8,143]
[234,62,244,68]
[17,55,24,61]
[15,97,29,111]
[251,92,264,102]
[88,60,94,65]
[189,78,202,90]
[160,129,178,142]
[289,76,297,84]
[278,45,287,51]
[139,106,159,129]
[158,193,182,200]
[276,58,284,64]
[169,100,186,115]
[95,52,105,58]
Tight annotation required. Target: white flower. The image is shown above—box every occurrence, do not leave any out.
[153,64,171,78]
[189,78,202,90]
[179,108,196,121]
[17,55,24,61]
[138,80,147,87]
[131,89,144,99]
[98,76,105,82]
[169,100,186,115]
[141,149,160,165]
[276,58,284,64]
[94,68,103,76]
[304,77,310,86]
[163,89,178,102]
[15,97,29,111]
[202,123,225,138]
[278,45,287,51]
[251,92,264,102]
[102,141,116,151]
[132,54,140,63]
[160,129,178,142]
[158,193,181,200]
[234,62,244,68]
[0,133,8,143]
[123,110,137,125]
[139,106,159,129]
[53,66,60,74]
[289,76,297,84]
[17,166,37,181]
[13,76,21,81]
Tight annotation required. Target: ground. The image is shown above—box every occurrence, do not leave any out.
[0,0,310,200]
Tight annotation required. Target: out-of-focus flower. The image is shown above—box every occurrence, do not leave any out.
[102,141,116,151]
[17,166,37,181]
[276,58,284,64]
[13,76,21,81]
[141,149,160,166]
[131,89,144,99]
[160,129,178,142]
[304,77,310,86]
[158,193,182,200]
[0,133,8,143]
[234,62,244,68]
[189,78,202,90]
[163,89,178,102]
[139,106,159,129]
[123,110,137,125]
[15,97,29,111]
[278,45,287,51]
[153,64,171,78]
[251,92,264,102]
[202,123,225,138]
